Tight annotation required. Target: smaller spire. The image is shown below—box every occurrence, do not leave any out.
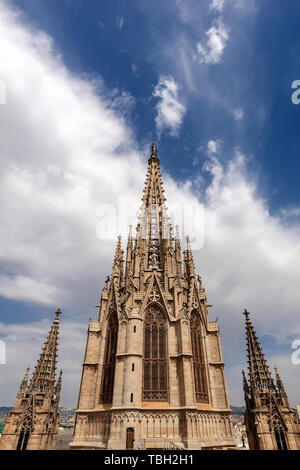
[18,366,30,394]
[185,235,195,278]
[244,309,274,392]
[103,275,110,291]
[186,235,191,251]
[112,236,122,275]
[197,275,203,290]
[174,226,182,277]
[242,369,250,395]
[114,236,122,261]
[28,309,61,393]
[55,370,63,396]
[274,366,288,400]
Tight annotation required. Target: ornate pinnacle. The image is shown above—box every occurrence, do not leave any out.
[244,310,274,393]
[243,308,251,322]
[103,275,110,291]
[186,235,191,251]
[274,366,288,399]
[28,309,61,393]
[152,142,157,155]
[242,369,250,394]
[197,275,203,290]
[56,370,63,395]
[18,366,30,394]
[54,308,62,323]
[148,142,160,164]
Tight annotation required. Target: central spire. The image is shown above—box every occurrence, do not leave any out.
[139,143,169,269]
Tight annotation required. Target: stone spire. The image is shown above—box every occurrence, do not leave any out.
[20,366,30,391]
[16,366,30,403]
[55,370,63,400]
[243,309,274,394]
[71,141,237,450]
[185,235,196,279]
[28,309,61,394]
[0,310,63,450]
[125,226,133,285]
[242,310,300,449]
[274,366,288,405]
[139,142,168,269]
[112,236,123,281]
[175,226,182,277]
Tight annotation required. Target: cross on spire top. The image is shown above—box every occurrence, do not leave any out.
[243,308,250,321]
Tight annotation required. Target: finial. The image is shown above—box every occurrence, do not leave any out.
[274,365,281,381]
[186,235,191,250]
[152,142,157,155]
[56,370,63,393]
[23,366,30,382]
[104,275,110,290]
[243,309,250,321]
[55,308,62,322]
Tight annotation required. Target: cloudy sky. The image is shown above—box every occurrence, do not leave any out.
[0,0,300,408]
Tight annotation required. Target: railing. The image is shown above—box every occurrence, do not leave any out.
[164,439,186,450]
[136,438,186,450]
[136,439,146,450]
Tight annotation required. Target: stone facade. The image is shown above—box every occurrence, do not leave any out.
[243,309,300,450]
[70,144,236,450]
[0,310,62,450]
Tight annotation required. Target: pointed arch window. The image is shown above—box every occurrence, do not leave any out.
[273,417,288,450]
[16,420,31,451]
[100,311,118,403]
[143,305,167,400]
[191,311,208,403]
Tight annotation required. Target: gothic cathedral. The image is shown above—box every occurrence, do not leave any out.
[0,310,62,450]
[70,144,236,450]
[243,310,300,450]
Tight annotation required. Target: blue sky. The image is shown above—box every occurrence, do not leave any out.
[0,0,300,407]
[9,0,300,207]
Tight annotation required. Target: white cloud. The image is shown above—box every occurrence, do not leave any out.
[198,151,300,405]
[210,0,225,12]
[0,1,300,409]
[233,108,244,120]
[207,139,221,155]
[116,16,124,30]
[0,2,145,314]
[0,3,194,405]
[153,75,186,136]
[0,318,86,407]
[197,19,229,64]
[131,63,138,76]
